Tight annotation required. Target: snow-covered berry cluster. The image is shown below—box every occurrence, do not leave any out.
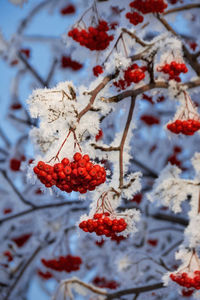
[38,270,53,280]
[157,61,188,82]
[167,119,200,135]
[41,255,82,272]
[170,271,200,290]
[93,276,120,289]
[93,65,104,77]
[79,212,127,239]
[33,152,106,193]
[129,0,168,14]
[68,20,114,51]
[61,56,83,70]
[140,114,160,126]
[114,63,146,90]
[60,4,76,15]
[126,11,144,26]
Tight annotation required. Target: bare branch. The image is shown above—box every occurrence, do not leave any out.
[0,170,36,208]
[164,3,200,15]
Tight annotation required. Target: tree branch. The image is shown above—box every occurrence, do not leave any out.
[102,79,200,103]
[119,96,136,188]
[0,201,87,225]
[106,282,165,299]
[0,170,36,208]
[164,3,200,15]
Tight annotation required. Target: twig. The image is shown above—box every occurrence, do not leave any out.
[122,28,151,47]
[162,239,183,257]
[103,78,200,103]
[18,52,47,86]
[78,72,118,121]
[119,96,136,188]
[45,58,58,86]
[164,3,200,15]
[151,212,188,226]
[0,127,11,147]
[0,201,86,225]
[0,170,36,208]
[106,282,165,299]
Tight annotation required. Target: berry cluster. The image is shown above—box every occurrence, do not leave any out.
[126,11,144,25]
[9,155,26,171]
[10,102,22,110]
[181,288,194,297]
[12,233,32,247]
[37,270,53,280]
[140,115,160,126]
[147,239,158,246]
[79,212,127,239]
[60,4,76,15]
[114,64,146,90]
[167,146,182,168]
[3,251,13,262]
[167,119,200,135]
[130,0,168,14]
[93,276,120,289]
[170,271,200,290]
[41,255,82,273]
[93,65,104,77]
[95,129,103,141]
[61,56,83,70]
[189,42,198,52]
[68,21,114,51]
[131,193,142,204]
[33,152,106,194]
[181,289,194,297]
[157,61,188,82]
[3,208,12,214]
[110,234,126,243]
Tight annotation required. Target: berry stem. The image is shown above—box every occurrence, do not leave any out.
[47,129,72,163]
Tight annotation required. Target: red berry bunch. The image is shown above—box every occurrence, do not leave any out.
[167,119,200,135]
[3,208,12,214]
[93,276,120,289]
[61,56,83,70]
[170,271,200,290]
[41,255,82,273]
[20,48,31,59]
[60,4,76,15]
[79,212,127,239]
[130,0,168,14]
[157,61,188,82]
[37,270,53,280]
[68,20,114,51]
[167,146,182,168]
[126,11,144,25]
[181,288,194,297]
[140,115,160,126]
[147,239,158,246]
[110,234,126,243]
[189,42,198,52]
[93,65,104,77]
[3,251,13,262]
[12,233,32,247]
[142,93,154,104]
[131,193,142,204]
[10,102,22,110]
[114,64,146,90]
[95,129,103,141]
[168,0,179,4]
[9,158,21,171]
[33,152,106,194]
